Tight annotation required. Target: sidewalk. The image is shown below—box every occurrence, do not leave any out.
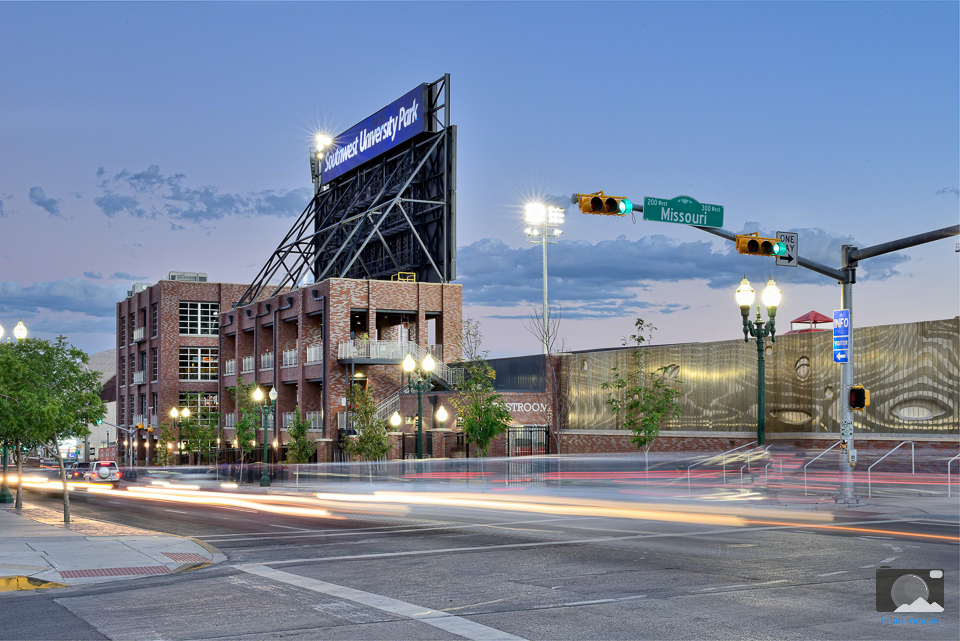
[0,504,225,591]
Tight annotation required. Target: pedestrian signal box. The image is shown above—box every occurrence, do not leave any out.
[571,191,633,216]
[736,232,787,257]
[849,385,870,411]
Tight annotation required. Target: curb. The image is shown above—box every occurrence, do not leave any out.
[0,576,69,592]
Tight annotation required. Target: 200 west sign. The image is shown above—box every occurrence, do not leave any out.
[321,84,427,185]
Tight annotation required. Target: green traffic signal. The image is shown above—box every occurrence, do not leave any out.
[95,419,103,425]
[618,198,633,215]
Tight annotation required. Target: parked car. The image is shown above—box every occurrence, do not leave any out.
[66,461,91,479]
[83,460,122,485]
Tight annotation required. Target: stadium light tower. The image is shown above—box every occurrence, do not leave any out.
[524,203,564,355]
[310,132,333,193]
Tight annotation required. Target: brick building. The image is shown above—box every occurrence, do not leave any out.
[219,277,463,461]
[116,273,249,464]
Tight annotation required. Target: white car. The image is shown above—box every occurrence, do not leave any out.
[83,460,122,485]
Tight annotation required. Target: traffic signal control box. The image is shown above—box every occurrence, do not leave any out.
[735,232,787,257]
[571,191,633,216]
[849,385,870,411]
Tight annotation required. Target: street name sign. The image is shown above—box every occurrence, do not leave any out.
[643,196,723,228]
[776,231,799,267]
[833,309,850,363]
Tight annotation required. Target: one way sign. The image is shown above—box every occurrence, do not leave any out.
[776,231,798,267]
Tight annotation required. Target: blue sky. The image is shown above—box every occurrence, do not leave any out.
[1,2,957,358]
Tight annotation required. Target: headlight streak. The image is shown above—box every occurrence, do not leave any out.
[90,486,339,519]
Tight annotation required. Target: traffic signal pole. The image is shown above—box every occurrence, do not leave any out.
[688,223,958,503]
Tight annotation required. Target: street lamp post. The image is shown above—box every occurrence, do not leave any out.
[1,321,27,504]
[735,276,781,446]
[524,203,564,355]
[402,354,435,459]
[253,387,277,487]
[169,407,190,466]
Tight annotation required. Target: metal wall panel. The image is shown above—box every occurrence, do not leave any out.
[563,318,959,436]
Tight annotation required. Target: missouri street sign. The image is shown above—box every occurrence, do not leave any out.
[643,195,723,228]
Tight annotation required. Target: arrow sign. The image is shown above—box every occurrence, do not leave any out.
[776,231,798,267]
[833,309,850,363]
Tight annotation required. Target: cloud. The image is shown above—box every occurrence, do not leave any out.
[0,279,128,317]
[110,271,146,281]
[456,225,910,317]
[28,186,62,217]
[935,187,959,197]
[83,271,103,279]
[94,191,147,218]
[93,165,310,223]
[0,198,5,218]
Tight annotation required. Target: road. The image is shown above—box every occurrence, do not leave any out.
[3,478,957,641]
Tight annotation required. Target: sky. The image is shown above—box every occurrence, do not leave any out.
[1,2,958,359]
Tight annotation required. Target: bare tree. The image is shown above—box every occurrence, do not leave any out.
[452,317,488,366]
[524,304,569,454]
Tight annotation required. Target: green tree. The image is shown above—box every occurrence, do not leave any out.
[0,337,105,523]
[450,362,511,457]
[227,381,259,481]
[285,407,316,464]
[155,422,177,466]
[602,318,683,470]
[342,386,391,462]
[179,393,218,465]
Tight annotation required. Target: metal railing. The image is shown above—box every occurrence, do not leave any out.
[305,411,323,430]
[224,359,236,376]
[132,414,144,427]
[687,441,757,492]
[948,453,960,498]
[282,349,298,367]
[867,441,914,498]
[337,340,463,389]
[305,344,323,364]
[224,413,235,428]
[132,370,145,384]
[241,356,255,373]
[375,390,401,421]
[804,441,842,496]
[282,412,294,428]
[133,327,145,342]
[260,352,274,370]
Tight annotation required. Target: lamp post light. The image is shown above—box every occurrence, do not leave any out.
[402,353,435,458]
[1,320,27,504]
[253,387,278,487]
[736,276,781,446]
[169,407,190,466]
[524,203,564,355]
[390,411,402,429]
[435,405,447,431]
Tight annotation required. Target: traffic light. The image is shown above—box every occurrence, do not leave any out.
[849,385,870,411]
[95,419,103,425]
[735,232,786,257]
[571,191,633,216]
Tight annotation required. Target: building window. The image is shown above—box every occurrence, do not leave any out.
[119,355,126,386]
[129,395,134,424]
[178,392,219,428]
[118,396,125,425]
[119,317,126,348]
[179,301,220,336]
[151,393,158,417]
[140,350,146,373]
[129,355,135,382]
[129,313,135,343]
[151,302,159,338]
[179,347,219,381]
[140,394,146,415]
[151,348,159,382]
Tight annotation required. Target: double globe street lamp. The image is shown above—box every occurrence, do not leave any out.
[735,276,782,446]
[402,353,435,459]
[253,386,278,487]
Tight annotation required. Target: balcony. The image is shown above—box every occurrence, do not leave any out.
[282,411,322,430]
[305,344,323,364]
[133,327,145,342]
[281,349,298,367]
[260,352,274,370]
[224,413,236,429]
[338,340,462,389]
[241,356,255,373]
[132,370,145,385]
[224,359,236,376]
[132,414,144,427]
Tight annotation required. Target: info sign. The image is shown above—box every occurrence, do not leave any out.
[321,84,427,185]
[833,309,851,363]
[643,195,723,228]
